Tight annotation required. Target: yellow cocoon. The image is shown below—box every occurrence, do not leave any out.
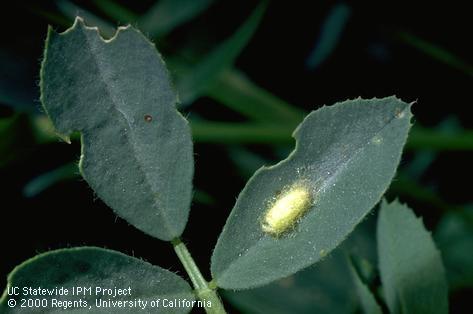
[262,185,312,236]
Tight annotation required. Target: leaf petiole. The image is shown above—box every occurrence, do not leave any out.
[172,238,227,314]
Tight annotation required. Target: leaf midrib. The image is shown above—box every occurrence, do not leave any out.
[218,103,410,283]
[78,26,175,236]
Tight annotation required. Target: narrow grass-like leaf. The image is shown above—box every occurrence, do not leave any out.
[204,68,473,150]
[389,174,462,213]
[177,2,266,104]
[139,0,215,39]
[34,99,473,150]
[207,69,305,124]
[92,0,138,23]
[377,200,448,314]
[190,120,294,144]
[25,2,71,29]
[211,97,412,289]
[348,256,382,314]
[56,0,116,38]
[407,126,473,151]
[226,146,268,178]
[40,18,194,241]
[404,117,460,178]
[0,247,194,313]
[306,3,351,69]
[396,31,473,77]
[23,162,78,197]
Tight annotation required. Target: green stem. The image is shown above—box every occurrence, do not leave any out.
[172,238,227,314]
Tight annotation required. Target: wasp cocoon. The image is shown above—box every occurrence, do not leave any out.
[262,184,313,236]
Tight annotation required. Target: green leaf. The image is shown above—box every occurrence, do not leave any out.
[190,120,294,144]
[224,249,356,314]
[138,0,215,39]
[206,65,473,150]
[348,256,382,314]
[389,174,462,213]
[56,0,117,38]
[407,126,473,151]
[211,97,412,290]
[377,200,449,314]
[396,31,473,77]
[226,146,268,178]
[40,18,194,241]
[224,218,377,313]
[34,104,473,150]
[23,162,78,197]
[92,0,138,24]
[306,3,351,69]
[0,247,194,313]
[435,206,473,289]
[177,2,266,105]
[207,69,305,124]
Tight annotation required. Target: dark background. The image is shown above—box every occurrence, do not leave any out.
[1,1,471,313]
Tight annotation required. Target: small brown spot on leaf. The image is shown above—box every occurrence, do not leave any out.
[395,108,405,119]
[144,114,153,122]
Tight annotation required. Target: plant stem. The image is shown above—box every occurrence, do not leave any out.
[172,238,227,314]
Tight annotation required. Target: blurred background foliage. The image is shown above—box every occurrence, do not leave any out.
[0,1,471,313]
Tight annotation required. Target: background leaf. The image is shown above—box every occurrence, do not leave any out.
[224,249,356,314]
[56,0,117,38]
[138,0,215,39]
[377,200,449,314]
[305,3,351,70]
[176,2,266,105]
[396,31,473,77]
[348,256,382,314]
[207,69,305,124]
[40,18,194,241]
[435,206,473,290]
[22,162,78,197]
[223,217,378,313]
[211,97,412,290]
[0,247,194,313]
[92,0,138,24]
